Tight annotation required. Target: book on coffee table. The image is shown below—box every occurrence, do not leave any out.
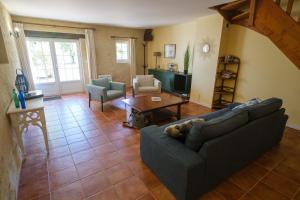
[151,97,161,101]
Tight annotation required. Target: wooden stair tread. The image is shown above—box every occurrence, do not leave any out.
[232,11,250,21]
[286,0,294,15]
[220,0,248,11]
[212,0,300,70]
[275,0,281,5]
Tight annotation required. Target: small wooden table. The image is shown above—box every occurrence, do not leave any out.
[122,93,188,127]
[7,97,49,154]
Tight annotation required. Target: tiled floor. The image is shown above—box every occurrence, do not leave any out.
[18,92,300,200]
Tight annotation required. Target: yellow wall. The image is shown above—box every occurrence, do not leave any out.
[12,16,145,86]
[147,14,300,128]
[0,2,23,199]
[221,25,300,129]
[147,14,225,107]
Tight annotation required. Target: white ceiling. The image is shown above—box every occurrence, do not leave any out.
[1,0,230,28]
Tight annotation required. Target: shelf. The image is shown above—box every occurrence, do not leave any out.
[218,61,240,64]
[217,75,237,80]
[213,56,240,109]
[214,90,234,95]
[212,99,232,109]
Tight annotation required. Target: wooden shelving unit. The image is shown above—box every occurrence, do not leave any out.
[212,56,240,109]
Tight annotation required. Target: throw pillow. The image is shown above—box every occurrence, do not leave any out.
[232,98,262,110]
[164,118,205,138]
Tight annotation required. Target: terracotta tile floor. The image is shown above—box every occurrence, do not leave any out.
[18,92,300,200]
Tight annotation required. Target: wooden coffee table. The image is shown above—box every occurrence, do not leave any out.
[122,93,188,127]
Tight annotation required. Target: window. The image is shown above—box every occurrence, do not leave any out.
[26,40,56,84]
[54,41,81,82]
[116,40,129,63]
[26,38,82,84]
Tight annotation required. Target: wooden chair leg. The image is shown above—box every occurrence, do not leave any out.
[88,93,91,108]
[101,96,104,112]
[132,88,135,97]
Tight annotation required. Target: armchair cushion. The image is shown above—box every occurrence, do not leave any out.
[136,75,154,87]
[107,90,124,100]
[138,86,160,93]
[92,78,110,89]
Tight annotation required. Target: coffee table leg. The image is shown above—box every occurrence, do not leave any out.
[177,104,181,120]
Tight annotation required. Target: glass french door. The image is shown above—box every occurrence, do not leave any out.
[26,38,84,96]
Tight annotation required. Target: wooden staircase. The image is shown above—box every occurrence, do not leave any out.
[211,0,300,70]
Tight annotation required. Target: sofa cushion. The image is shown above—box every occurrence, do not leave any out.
[232,98,261,110]
[92,78,110,89]
[107,90,123,100]
[245,98,283,121]
[164,118,205,139]
[200,108,231,121]
[185,109,248,151]
[136,75,154,87]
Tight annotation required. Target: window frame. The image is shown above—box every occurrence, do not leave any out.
[115,39,130,64]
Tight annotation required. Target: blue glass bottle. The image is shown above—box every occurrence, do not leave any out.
[18,91,26,109]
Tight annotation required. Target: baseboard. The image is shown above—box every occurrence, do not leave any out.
[189,99,212,109]
[287,124,300,131]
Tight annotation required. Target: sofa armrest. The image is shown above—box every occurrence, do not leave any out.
[110,81,126,92]
[86,84,107,100]
[154,78,161,92]
[133,78,139,89]
[141,125,204,169]
[140,125,205,200]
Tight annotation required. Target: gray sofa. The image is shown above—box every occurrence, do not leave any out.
[140,98,288,200]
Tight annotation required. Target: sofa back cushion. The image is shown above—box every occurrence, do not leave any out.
[245,98,283,121]
[200,108,231,121]
[185,109,248,151]
[92,78,110,89]
[136,75,154,87]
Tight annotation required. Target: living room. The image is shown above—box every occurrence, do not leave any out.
[1,0,300,200]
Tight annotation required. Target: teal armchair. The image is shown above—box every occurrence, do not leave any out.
[86,78,126,111]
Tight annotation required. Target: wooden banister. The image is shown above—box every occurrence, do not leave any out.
[232,11,250,21]
[220,0,248,10]
[249,0,256,26]
[211,0,300,69]
[286,0,294,15]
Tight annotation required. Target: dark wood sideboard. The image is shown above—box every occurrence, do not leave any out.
[148,68,192,98]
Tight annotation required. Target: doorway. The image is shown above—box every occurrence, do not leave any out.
[26,38,84,96]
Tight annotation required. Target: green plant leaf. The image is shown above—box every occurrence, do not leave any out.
[184,44,190,70]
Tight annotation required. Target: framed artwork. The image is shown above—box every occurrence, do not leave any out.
[164,44,176,58]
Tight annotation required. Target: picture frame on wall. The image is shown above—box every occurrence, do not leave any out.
[164,44,176,58]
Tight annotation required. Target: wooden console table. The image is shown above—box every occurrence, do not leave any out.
[7,97,49,154]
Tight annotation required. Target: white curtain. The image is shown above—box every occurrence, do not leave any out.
[13,23,35,90]
[129,38,136,86]
[85,29,97,81]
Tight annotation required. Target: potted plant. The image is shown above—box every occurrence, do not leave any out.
[184,45,190,74]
